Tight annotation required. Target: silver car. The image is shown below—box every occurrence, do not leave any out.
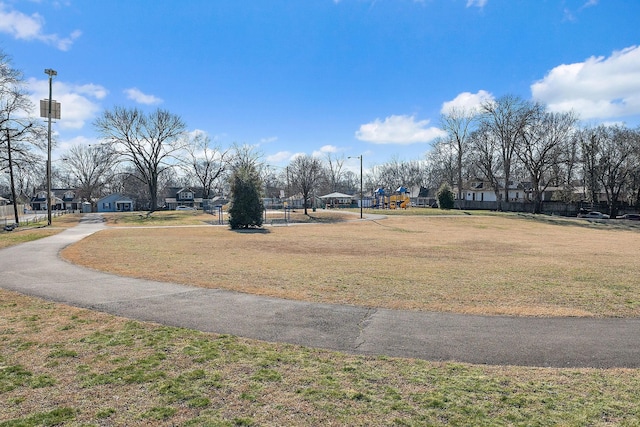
[580,211,610,219]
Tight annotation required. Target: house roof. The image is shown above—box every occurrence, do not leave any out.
[97,193,134,203]
[320,192,354,199]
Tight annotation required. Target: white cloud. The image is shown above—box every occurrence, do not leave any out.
[28,78,107,130]
[562,8,576,22]
[319,145,338,153]
[55,135,99,157]
[565,0,599,23]
[290,152,306,161]
[531,45,640,120]
[466,0,487,8]
[441,90,494,115]
[0,2,81,51]
[356,114,446,144]
[266,151,294,164]
[259,136,278,144]
[124,88,163,105]
[311,145,342,158]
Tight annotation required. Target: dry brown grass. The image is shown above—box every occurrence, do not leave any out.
[101,209,354,226]
[60,214,640,318]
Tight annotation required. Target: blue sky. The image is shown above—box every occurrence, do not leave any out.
[1,0,639,172]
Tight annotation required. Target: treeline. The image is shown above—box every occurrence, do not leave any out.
[432,94,640,217]
[2,50,639,218]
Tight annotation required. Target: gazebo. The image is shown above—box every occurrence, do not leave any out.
[320,192,354,208]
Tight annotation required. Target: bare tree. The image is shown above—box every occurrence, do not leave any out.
[1,50,46,223]
[598,125,639,217]
[287,155,323,215]
[94,107,187,211]
[231,143,263,172]
[368,156,426,196]
[469,123,502,205]
[342,170,359,195]
[577,124,640,217]
[577,125,608,209]
[426,137,457,191]
[480,95,541,209]
[629,127,640,208]
[263,165,287,199]
[322,152,346,193]
[60,144,119,205]
[517,110,577,213]
[550,129,581,203]
[440,107,477,206]
[182,132,230,199]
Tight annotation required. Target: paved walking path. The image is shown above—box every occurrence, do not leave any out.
[1,214,639,369]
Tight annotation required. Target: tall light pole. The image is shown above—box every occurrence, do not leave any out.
[349,155,363,219]
[44,69,57,226]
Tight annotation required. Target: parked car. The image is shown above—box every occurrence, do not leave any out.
[578,211,610,219]
[175,205,196,211]
[618,213,640,221]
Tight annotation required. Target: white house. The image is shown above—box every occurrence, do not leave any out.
[462,180,527,202]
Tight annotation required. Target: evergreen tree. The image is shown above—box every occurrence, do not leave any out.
[228,163,264,229]
[437,183,455,209]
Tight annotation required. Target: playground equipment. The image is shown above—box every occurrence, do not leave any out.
[371,186,411,209]
[372,188,386,209]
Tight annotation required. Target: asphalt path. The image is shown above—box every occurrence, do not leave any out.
[1,214,639,369]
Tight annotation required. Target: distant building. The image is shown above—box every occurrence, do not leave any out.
[164,187,204,210]
[96,193,135,212]
[30,188,83,211]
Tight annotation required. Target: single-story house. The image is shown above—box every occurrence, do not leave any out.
[97,193,135,212]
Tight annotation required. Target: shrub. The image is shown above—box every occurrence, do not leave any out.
[437,184,455,209]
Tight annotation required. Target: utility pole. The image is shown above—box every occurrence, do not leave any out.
[5,128,19,225]
[44,68,57,226]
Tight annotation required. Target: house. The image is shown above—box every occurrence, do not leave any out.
[164,187,204,210]
[96,193,134,212]
[203,196,229,212]
[30,188,83,211]
[462,180,527,203]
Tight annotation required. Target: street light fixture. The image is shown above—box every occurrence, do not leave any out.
[44,68,57,226]
[348,155,363,219]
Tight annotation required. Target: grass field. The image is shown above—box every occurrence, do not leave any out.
[63,211,640,318]
[2,289,640,426]
[3,209,640,425]
[0,214,81,250]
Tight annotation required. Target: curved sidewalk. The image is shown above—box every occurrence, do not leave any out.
[2,214,639,369]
